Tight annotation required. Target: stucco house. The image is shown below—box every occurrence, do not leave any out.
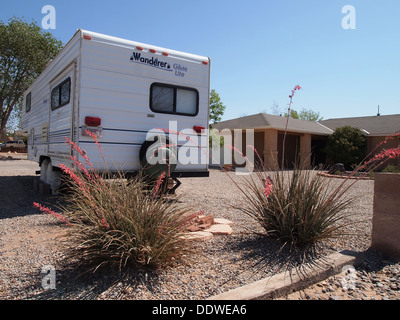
[212,113,333,169]
[212,113,400,169]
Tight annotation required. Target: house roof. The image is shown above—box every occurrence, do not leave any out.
[320,114,400,136]
[213,113,333,135]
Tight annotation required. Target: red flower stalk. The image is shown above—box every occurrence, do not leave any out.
[65,137,94,170]
[263,177,273,198]
[361,146,400,170]
[101,218,110,229]
[59,163,88,192]
[225,144,254,171]
[33,202,70,225]
[379,132,400,146]
[247,145,266,172]
[85,130,105,161]
[65,136,106,189]
[158,221,169,237]
[153,171,166,197]
[282,84,302,169]
[70,155,93,181]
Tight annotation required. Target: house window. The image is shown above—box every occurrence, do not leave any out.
[26,92,31,113]
[51,77,71,110]
[150,83,198,116]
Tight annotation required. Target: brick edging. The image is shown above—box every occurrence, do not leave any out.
[207,250,364,300]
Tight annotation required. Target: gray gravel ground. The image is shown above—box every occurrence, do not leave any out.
[1,156,400,300]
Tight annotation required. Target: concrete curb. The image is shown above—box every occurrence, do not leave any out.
[208,250,364,300]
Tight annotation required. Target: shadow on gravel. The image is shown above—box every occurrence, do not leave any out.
[0,156,22,161]
[221,234,332,284]
[26,259,164,300]
[0,175,61,220]
[358,248,400,273]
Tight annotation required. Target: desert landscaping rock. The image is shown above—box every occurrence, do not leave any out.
[180,231,214,242]
[204,224,234,235]
[186,214,215,232]
[213,218,234,226]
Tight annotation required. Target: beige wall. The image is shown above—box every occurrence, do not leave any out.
[263,129,278,169]
[249,129,314,169]
[372,173,400,260]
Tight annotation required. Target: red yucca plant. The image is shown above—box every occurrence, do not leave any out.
[236,132,400,249]
[238,155,354,248]
[33,131,201,271]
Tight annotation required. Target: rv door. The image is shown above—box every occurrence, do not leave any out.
[48,64,75,157]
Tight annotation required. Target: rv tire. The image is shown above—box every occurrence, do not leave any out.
[40,158,62,195]
[139,136,178,179]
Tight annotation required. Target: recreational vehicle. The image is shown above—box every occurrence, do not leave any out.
[22,29,211,193]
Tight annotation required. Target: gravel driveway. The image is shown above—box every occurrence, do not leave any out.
[1,155,399,300]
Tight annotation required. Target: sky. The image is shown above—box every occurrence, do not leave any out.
[1,0,399,121]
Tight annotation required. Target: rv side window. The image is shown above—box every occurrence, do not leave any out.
[25,92,31,113]
[150,83,198,116]
[51,77,71,110]
[176,89,197,115]
[151,85,174,113]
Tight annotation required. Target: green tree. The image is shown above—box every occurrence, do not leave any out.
[324,126,367,169]
[299,108,323,121]
[0,17,63,139]
[209,89,226,125]
[284,109,299,119]
[284,108,323,121]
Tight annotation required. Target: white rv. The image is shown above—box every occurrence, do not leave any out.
[22,29,210,193]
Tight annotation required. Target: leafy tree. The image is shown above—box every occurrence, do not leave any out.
[299,108,323,121]
[0,17,63,139]
[209,89,226,125]
[284,109,299,119]
[324,126,367,169]
[284,108,323,121]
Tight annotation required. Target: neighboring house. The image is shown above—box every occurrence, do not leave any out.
[212,113,333,169]
[320,114,400,166]
[212,113,400,169]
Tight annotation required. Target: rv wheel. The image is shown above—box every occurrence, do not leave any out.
[40,158,50,183]
[40,158,62,195]
[139,135,178,180]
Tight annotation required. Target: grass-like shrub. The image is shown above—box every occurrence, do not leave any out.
[239,161,353,248]
[34,132,198,271]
